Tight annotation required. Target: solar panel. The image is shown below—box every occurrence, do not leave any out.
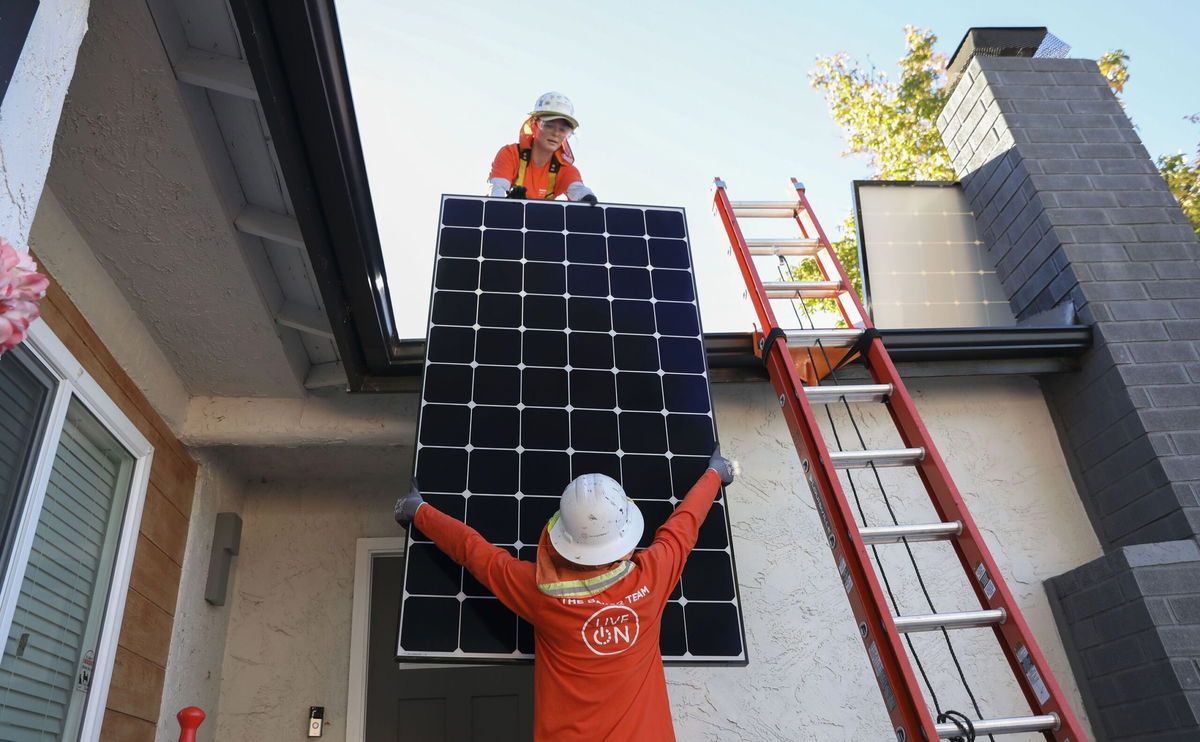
[855,181,1017,328]
[397,196,746,664]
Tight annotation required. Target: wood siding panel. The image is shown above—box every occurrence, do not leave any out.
[32,259,200,741]
[129,534,183,617]
[118,588,174,666]
[99,709,157,742]
[149,448,196,518]
[141,481,188,565]
[106,647,166,723]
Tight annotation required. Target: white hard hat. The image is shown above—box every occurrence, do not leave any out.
[529,91,579,130]
[548,474,643,566]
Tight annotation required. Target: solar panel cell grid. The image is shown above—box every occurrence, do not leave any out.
[398,196,746,663]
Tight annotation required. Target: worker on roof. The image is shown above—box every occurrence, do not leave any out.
[395,447,737,742]
[488,91,598,203]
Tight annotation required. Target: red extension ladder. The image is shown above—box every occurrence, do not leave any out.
[713,178,1089,741]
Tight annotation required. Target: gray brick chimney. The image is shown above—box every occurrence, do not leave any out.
[937,33,1200,740]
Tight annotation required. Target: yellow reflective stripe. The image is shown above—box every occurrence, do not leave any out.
[545,165,557,199]
[538,561,633,598]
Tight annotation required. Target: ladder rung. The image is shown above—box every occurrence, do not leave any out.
[859,521,961,544]
[936,714,1058,738]
[733,209,798,218]
[894,608,1006,633]
[804,384,893,405]
[783,329,863,348]
[745,239,820,256]
[730,200,801,210]
[829,448,924,469]
[764,281,844,299]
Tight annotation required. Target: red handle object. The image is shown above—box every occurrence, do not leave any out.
[177,706,205,742]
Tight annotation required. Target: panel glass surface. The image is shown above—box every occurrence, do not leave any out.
[398,196,745,663]
[857,182,1017,329]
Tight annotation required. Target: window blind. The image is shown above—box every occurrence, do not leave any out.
[0,350,53,573]
[0,398,134,740]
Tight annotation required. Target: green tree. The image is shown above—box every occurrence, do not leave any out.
[1156,115,1200,239]
[1097,50,1130,95]
[800,28,1200,322]
[799,27,953,319]
[809,26,955,182]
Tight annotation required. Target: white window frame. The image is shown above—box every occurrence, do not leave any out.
[0,320,153,741]
[345,536,406,742]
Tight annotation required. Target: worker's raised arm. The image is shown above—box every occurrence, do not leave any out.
[638,447,736,589]
[396,483,538,622]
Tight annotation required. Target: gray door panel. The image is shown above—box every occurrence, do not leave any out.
[366,555,533,741]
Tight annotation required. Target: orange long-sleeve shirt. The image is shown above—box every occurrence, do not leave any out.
[413,469,723,742]
[489,143,584,200]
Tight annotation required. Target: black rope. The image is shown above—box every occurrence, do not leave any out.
[778,258,945,711]
[839,396,992,737]
[779,254,994,740]
[937,710,976,742]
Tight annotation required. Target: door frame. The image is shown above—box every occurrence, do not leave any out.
[345,536,406,741]
[0,320,153,741]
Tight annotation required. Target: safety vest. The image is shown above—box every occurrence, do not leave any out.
[512,146,561,199]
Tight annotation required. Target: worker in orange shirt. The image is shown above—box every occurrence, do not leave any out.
[395,447,737,741]
[488,91,598,203]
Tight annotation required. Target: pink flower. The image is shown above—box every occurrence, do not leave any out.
[0,238,48,355]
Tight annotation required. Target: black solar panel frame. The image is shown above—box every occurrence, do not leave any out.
[397,195,748,667]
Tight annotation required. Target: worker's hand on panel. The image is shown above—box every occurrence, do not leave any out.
[580,193,598,205]
[707,445,738,486]
[506,185,528,199]
[394,478,425,526]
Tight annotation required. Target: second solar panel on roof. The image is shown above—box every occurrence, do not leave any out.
[399,196,746,663]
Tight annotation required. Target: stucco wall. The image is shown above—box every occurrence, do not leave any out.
[211,376,1102,739]
[211,451,411,741]
[28,188,191,431]
[155,452,246,742]
[0,0,89,245]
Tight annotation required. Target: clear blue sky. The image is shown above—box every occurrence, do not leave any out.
[334,0,1200,338]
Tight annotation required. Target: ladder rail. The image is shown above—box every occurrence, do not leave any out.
[714,179,936,741]
[713,177,1091,742]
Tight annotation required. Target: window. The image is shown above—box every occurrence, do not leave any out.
[0,323,152,741]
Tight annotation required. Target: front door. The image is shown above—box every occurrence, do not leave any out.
[365,555,534,741]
